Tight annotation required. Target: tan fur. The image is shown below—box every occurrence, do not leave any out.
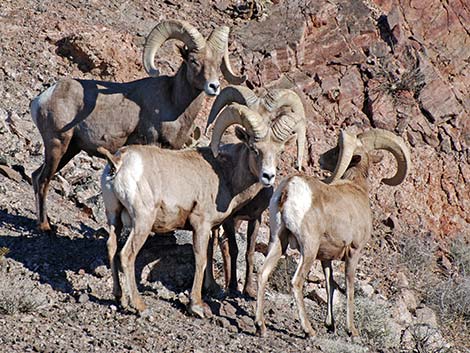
[255,139,408,339]
[101,130,287,316]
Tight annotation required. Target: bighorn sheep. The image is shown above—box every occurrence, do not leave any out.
[204,86,306,297]
[30,19,244,232]
[255,128,411,338]
[99,85,304,317]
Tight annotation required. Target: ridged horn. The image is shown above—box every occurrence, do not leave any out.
[263,89,305,116]
[210,103,268,158]
[358,129,411,186]
[143,20,206,77]
[205,85,259,133]
[265,89,306,170]
[271,112,306,171]
[207,26,229,55]
[327,130,360,184]
[207,26,245,85]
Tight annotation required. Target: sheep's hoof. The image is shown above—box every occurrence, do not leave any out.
[255,321,266,337]
[242,284,257,300]
[348,326,360,339]
[37,221,56,234]
[133,297,147,313]
[204,281,224,299]
[188,302,205,319]
[325,322,336,333]
[304,329,316,340]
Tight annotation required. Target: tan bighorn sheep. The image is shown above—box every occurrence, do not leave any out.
[99,85,304,317]
[204,86,306,298]
[30,19,244,232]
[255,128,411,338]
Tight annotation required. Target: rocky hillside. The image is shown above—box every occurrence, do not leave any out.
[0,0,469,352]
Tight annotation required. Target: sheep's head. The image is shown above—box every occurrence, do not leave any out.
[320,128,411,185]
[206,85,307,172]
[208,86,306,187]
[143,20,245,96]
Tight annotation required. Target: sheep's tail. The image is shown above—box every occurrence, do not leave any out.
[97,146,119,172]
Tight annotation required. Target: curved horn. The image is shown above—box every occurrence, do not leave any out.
[265,89,306,170]
[207,26,229,55]
[143,20,206,77]
[210,103,267,158]
[206,85,259,133]
[207,26,246,85]
[263,89,305,116]
[271,113,306,171]
[358,129,411,186]
[327,130,360,184]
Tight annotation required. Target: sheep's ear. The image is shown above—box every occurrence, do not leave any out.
[370,151,384,164]
[235,126,250,143]
[350,155,362,166]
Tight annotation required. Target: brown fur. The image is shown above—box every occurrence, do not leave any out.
[30,34,235,232]
[255,144,406,339]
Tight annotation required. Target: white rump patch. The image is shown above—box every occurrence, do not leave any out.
[113,151,144,206]
[31,84,56,127]
[282,176,312,236]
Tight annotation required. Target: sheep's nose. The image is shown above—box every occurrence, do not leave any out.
[261,172,275,187]
[205,80,220,96]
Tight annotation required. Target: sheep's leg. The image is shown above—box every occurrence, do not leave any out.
[120,218,151,313]
[345,252,360,337]
[321,259,335,332]
[189,224,211,319]
[32,134,77,232]
[254,227,288,337]
[218,229,231,291]
[292,244,317,338]
[222,219,239,293]
[203,229,222,296]
[243,217,260,298]
[106,213,123,301]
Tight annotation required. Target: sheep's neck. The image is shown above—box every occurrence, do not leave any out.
[224,146,261,212]
[343,164,369,194]
[164,65,205,148]
[172,64,202,110]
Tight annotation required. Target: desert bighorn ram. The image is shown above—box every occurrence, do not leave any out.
[30,19,244,232]
[255,128,411,338]
[99,85,304,317]
[204,85,306,297]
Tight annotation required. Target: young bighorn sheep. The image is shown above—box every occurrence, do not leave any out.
[30,19,244,232]
[255,128,411,338]
[204,86,306,297]
[99,85,303,317]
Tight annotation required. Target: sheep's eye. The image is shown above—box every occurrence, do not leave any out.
[249,145,259,155]
[190,58,200,67]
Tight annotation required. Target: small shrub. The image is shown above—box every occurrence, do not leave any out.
[316,337,368,353]
[449,236,470,277]
[398,235,438,294]
[428,277,470,325]
[335,295,397,350]
[0,278,47,315]
[400,323,451,353]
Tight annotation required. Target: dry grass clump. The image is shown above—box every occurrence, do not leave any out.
[334,295,397,350]
[421,236,470,351]
[316,338,368,353]
[449,236,470,277]
[398,235,439,294]
[0,277,47,315]
[400,323,451,353]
